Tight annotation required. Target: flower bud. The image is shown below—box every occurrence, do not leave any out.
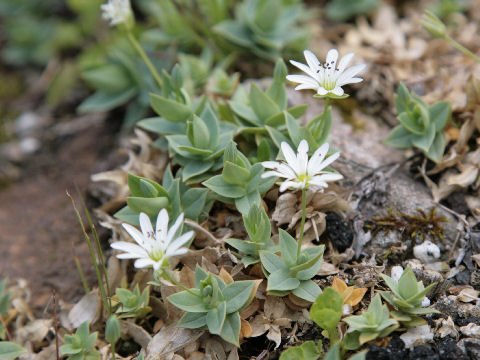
[421,11,446,39]
[105,315,121,345]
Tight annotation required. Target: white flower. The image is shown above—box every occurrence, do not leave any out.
[111,209,193,271]
[286,49,366,97]
[261,140,343,192]
[101,0,132,26]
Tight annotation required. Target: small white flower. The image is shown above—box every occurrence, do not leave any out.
[261,140,343,192]
[286,49,366,97]
[101,0,132,26]
[111,209,193,271]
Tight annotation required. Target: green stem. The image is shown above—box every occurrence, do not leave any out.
[296,187,307,261]
[126,31,163,88]
[445,35,480,63]
[323,97,330,115]
[111,343,116,360]
[158,270,201,297]
[328,327,340,345]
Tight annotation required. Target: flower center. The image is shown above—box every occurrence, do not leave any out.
[297,173,311,183]
[149,248,165,262]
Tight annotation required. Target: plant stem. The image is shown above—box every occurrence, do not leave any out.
[296,187,307,261]
[323,97,330,115]
[126,31,163,88]
[111,343,116,360]
[73,255,90,295]
[445,35,480,63]
[159,270,201,297]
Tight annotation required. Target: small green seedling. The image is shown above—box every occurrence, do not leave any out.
[60,321,100,360]
[168,265,260,346]
[259,230,324,302]
[225,204,277,266]
[385,82,451,163]
[344,294,398,344]
[114,285,151,319]
[380,266,439,326]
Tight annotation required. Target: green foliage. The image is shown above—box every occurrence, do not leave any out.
[310,288,343,332]
[428,0,469,19]
[114,170,212,226]
[60,321,100,360]
[0,342,27,360]
[0,279,11,340]
[280,341,322,360]
[228,59,307,130]
[326,0,380,22]
[203,142,276,214]
[421,10,447,38]
[385,83,451,163]
[259,230,324,302]
[225,204,277,266]
[167,265,259,346]
[114,285,151,319]
[344,294,399,344]
[105,315,121,345]
[215,0,309,61]
[380,266,439,326]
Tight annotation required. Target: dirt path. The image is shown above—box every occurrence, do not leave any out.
[0,119,117,311]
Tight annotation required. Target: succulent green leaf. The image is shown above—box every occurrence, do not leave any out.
[429,101,450,131]
[384,125,415,148]
[203,175,246,198]
[149,93,192,123]
[167,289,209,313]
[177,312,207,329]
[310,288,343,330]
[206,301,227,335]
[267,269,300,292]
[224,281,255,313]
[279,341,321,360]
[292,280,322,302]
[0,342,27,359]
[249,83,281,123]
[259,251,287,274]
[220,312,241,347]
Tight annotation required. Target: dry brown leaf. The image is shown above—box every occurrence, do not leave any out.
[218,268,234,285]
[67,289,101,329]
[240,318,252,338]
[458,288,480,303]
[147,325,202,360]
[120,320,152,348]
[331,277,367,306]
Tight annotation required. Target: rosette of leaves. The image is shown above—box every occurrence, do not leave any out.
[385,83,451,163]
[60,321,100,360]
[343,294,399,345]
[168,265,260,346]
[379,266,439,326]
[79,42,163,128]
[113,285,151,319]
[226,59,307,131]
[166,105,234,182]
[114,169,212,226]
[214,0,309,61]
[259,230,324,302]
[225,204,277,266]
[203,142,276,214]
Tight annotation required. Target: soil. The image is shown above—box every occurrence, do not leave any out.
[0,118,118,312]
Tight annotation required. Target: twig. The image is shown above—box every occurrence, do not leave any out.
[53,290,60,360]
[184,219,222,245]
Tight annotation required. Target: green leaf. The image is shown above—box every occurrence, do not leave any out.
[380,274,400,297]
[149,93,192,122]
[411,124,436,152]
[220,312,241,346]
[292,280,322,302]
[224,281,255,313]
[398,267,419,300]
[167,290,209,312]
[78,88,137,113]
[82,64,132,93]
[235,191,262,215]
[206,301,227,335]
[182,160,214,182]
[0,342,27,359]
[429,101,450,131]
[203,175,246,198]
[259,251,287,274]
[189,116,211,149]
[278,230,298,267]
[395,83,411,114]
[310,288,343,330]
[128,174,168,198]
[266,125,292,149]
[324,343,341,360]
[384,125,414,148]
[225,238,257,255]
[177,312,207,329]
[105,315,121,344]
[397,113,425,135]
[223,161,251,185]
[348,350,368,360]
[267,269,299,291]
[425,132,446,163]
[127,197,169,217]
[279,341,320,360]
[249,83,281,123]
[138,117,185,135]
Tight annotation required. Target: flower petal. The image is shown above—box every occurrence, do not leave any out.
[308,143,329,176]
[312,173,344,183]
[279,180,303,192]
[167,231,193,255]
[262,170,284,179]
[122,224,146,247]
[261,161,281,169]
[331,86,344,96]
[281,142,301,175]
[304,50,321,70]
[325,49,339,70]
[317,87,328,95]
[165,212,184,247]
[319,151,341,170]
[156,208,169,244]
[139,213,155,247]
[297,140,309,174]
[289,60,318,80]
[336,64,366,86]
[286,74,319,87]
[295,83,319,91]
[111,241,147,257]
[337,52,354,73]
[134,258,156,269]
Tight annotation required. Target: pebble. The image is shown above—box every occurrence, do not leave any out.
[413,241,441,263]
